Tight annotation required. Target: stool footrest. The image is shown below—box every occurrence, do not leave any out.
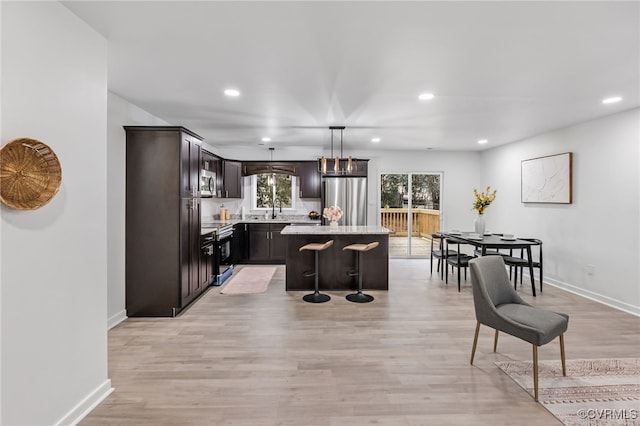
[346,270,359,277]
[303,270,316,277]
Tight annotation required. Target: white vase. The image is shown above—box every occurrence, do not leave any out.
[329,220,339,229]
[474,214,485,235]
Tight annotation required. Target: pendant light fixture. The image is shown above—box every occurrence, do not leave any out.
[319,126,353,175]
[268,147,275,186]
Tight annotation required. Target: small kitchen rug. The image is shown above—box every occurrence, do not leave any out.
[220,266,276,295]
[496,358,640,426]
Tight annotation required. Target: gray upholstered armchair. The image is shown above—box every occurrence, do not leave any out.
[469,256,569,401]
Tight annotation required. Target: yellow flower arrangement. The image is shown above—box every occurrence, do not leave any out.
[473,186,497,215]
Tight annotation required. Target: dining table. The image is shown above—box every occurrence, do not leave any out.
[441,232,539,296]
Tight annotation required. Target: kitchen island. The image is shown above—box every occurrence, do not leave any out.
[281,225,393,291]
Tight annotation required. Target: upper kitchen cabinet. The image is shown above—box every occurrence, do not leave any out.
[124,126,206,317]
[180,132,202,198]
[297,161,321,198]
[220,160,242,198]
[201,149,219,173]
[351,159,369,177]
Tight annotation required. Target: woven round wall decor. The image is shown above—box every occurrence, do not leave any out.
[0,138,62,210]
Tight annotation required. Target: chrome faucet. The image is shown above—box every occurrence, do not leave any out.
[272,198,282,219]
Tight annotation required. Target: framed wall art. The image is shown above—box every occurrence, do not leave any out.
[521,152,572,204]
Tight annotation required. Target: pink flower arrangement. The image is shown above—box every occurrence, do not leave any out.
[323,205,343,222]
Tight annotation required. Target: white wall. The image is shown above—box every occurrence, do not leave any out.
[365,150,482,229]
[106,93,169,328]
[481,108,640,315]
[1,2,111,425]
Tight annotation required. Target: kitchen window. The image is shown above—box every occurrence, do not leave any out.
[252,174,295,210]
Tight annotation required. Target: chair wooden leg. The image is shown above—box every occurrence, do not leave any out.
[560,334,566,376]
[493,329,499,352]
[470,322,480,365]
[457,265,461,292]
[533,345,539,402]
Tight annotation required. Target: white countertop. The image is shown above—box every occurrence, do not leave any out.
[281,225,393,235]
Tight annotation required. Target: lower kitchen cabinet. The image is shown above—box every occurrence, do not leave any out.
[237,222,289,264]
[232,223,249,263]
[270,223,288,262]
[248,223,271,262]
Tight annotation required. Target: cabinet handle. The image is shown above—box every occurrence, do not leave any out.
[244,224,247,232]
[226,190,228,197]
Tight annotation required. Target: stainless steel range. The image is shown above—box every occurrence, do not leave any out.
[215,224,234,285]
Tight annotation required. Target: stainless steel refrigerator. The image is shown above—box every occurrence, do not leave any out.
[321,176,367,226]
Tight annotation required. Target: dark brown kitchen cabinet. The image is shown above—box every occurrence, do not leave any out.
[220,160,242,198]
[201,150,218,172]
[245,223,289,264]
[269,223,289,262]
[242,161,297,176]
[232,223,249,264]
[124,126,208,317]
[248,223,271,262]
[297,161,321,198]
[201,232,215,288]
[352,159,369,176]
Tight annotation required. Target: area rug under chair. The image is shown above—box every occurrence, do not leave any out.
[496,358,640,426]
[220,266,276,295]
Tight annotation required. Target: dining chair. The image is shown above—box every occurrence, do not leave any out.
[503,238,543,292]
[430,233,457,278]
[444,237,475,291]
[469,256,568,401]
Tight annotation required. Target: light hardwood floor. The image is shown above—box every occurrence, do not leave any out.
[82,260,640,425]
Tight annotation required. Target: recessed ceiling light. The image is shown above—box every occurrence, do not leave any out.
[418,92,435,101]
[261,137,271,142]
[602,96,622,104]
[371,137,381,143]
[224,88,240,97]
[478,139,488,144]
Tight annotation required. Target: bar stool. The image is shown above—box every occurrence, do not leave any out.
[300,240,334,303]
[343,241,379,303]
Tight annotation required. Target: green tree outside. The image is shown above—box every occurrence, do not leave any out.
[256,174,292,208]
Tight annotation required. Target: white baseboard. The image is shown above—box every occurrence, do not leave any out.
[55,379,113,426]
[107,309,127,329]
[519,270,640,317]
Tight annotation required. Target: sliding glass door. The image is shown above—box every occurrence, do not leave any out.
[380,173,442,257]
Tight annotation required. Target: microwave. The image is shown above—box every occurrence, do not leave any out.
[200,170,216,197]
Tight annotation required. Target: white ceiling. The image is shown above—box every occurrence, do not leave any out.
[63,1,639,152]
